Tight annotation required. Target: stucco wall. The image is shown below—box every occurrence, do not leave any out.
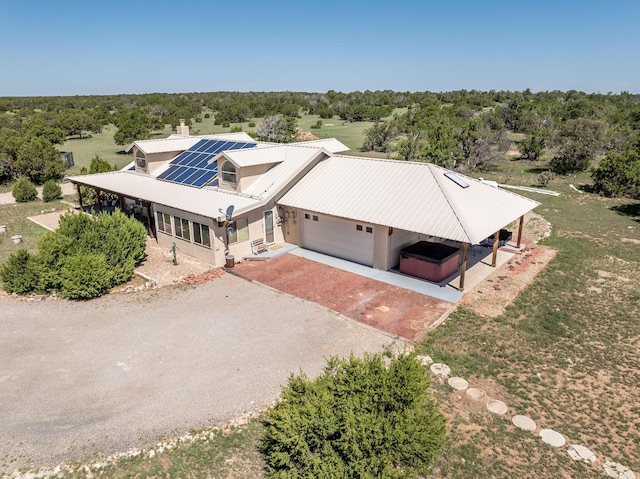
[152,204,224,267]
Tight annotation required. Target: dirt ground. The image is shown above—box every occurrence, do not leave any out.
[459,212,556,318]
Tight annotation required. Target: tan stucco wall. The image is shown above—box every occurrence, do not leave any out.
[373,226,391,270]
[279,206,301,245]
[152,204,224,267]
[132,147,182,174]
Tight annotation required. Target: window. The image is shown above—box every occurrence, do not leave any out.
[157,212,172,235]
[174,216,191,241]
[304,213,310,220]
[135,149,146,168]
[193,222,211,248]
[313,215,318,221]
[356,225,363,231]
[227,217,249,244]
[366,226,373,233]
[221,160,237,184]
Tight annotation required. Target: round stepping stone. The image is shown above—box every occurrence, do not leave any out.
[486,399,508,415]
[466,387,486,401]
[447,377,469,390]
[603,461,636,479]
[417,355,433,366]
[512,415,537,431]
[430,363,451,377]
[539,428,566,447]
[567,444,596,463]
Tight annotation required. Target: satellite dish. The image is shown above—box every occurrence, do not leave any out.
[225,205,234,221]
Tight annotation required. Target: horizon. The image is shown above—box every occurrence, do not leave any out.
[2,0,639,97]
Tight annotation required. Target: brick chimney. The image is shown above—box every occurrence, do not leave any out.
[176,119,189,136]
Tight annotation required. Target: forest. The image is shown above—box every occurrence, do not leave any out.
[1,89,639,199]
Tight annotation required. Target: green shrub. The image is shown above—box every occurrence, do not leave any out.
[204,113,211,119]
[36,231,74,291]
[248,121,256,127]
[195,117,203,123]
[42,180,62,202]
[261,352,446,478]
[537,170,555,186]
[0,249,41,294]
[12,177,38,202]
[59,253,113,299]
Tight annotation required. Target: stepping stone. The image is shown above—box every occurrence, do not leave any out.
[430,363,451,377]
[447,377,469,390]
[603,461,636,479]
[466,387,486,401]
[539,429,566,447]
[512,415,536,431]
[486,399,508,415]
[417,355,433,366]
[567,444,596,463]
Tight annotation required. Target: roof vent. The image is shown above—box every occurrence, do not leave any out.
[444,172,469,188]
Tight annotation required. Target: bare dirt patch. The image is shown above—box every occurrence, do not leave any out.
[459,212,556,318]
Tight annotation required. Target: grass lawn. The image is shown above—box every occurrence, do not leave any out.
[0,197,76,263]
[58,124,133,174]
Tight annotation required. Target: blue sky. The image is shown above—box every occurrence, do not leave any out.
[1,0,639,96]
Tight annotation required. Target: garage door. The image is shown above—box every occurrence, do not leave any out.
[301,212,374,266]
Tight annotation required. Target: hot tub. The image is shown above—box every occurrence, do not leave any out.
[399,241,461,282]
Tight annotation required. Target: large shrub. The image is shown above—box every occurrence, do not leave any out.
[261,352,446,478]
[0,249,41,294]
[42,180,62,202]
[12,176,38,202]
[59,253,113,299]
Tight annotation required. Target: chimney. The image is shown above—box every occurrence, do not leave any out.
[176,119,189,136]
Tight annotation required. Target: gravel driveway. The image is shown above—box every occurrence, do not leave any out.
[0,275,398,473]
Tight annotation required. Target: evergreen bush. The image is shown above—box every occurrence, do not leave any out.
[0,249,41,294]
[59,253,113,299]
[261,352,446,478]
[12,177,38,202]
[42,180,62,202]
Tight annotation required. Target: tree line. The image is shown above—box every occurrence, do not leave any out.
[1,90,639,198]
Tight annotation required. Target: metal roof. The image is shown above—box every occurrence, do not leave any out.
[67,171,259,220]
[277,156,540,245]
[289,138,349,153]
[125,132,256,154]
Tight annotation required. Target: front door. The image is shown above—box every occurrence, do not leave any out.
[264,210,275,243]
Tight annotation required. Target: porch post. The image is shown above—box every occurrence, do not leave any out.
[118,195,124,212]
[516,215,524,249]
[459,242,469,291]
[145,202,155,239]
[77,184,84,212]
[491,230,500,267]
[96,189,102,213]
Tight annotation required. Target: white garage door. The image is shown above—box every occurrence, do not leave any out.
[301,212,374,267]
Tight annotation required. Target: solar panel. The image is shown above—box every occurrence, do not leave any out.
[156,139,256,187]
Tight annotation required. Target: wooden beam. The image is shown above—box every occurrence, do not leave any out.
[491,230,500,267]
[145,202,155,239]
[118,195,124,212]
[459,242,469,291]
[77,184,84,211]
[516,215,524,249]
[96,189,102,213]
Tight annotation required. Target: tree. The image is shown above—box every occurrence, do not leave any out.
[516,128,549,160]
[0,249,41,294]
[591,150,640,198]
[261,352,446,478]
[551,119,605,174]
[113,108,161,145]
[15,136,65,184]
[363,121,397,152]
[256,116,298,143]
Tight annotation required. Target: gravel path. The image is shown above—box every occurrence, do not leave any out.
[0,275,398,473]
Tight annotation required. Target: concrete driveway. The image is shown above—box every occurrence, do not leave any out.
[0,274,397,473]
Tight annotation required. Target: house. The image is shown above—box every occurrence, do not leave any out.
[68,123,539,290]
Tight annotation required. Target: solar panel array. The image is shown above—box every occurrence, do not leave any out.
[156,139,256,187]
